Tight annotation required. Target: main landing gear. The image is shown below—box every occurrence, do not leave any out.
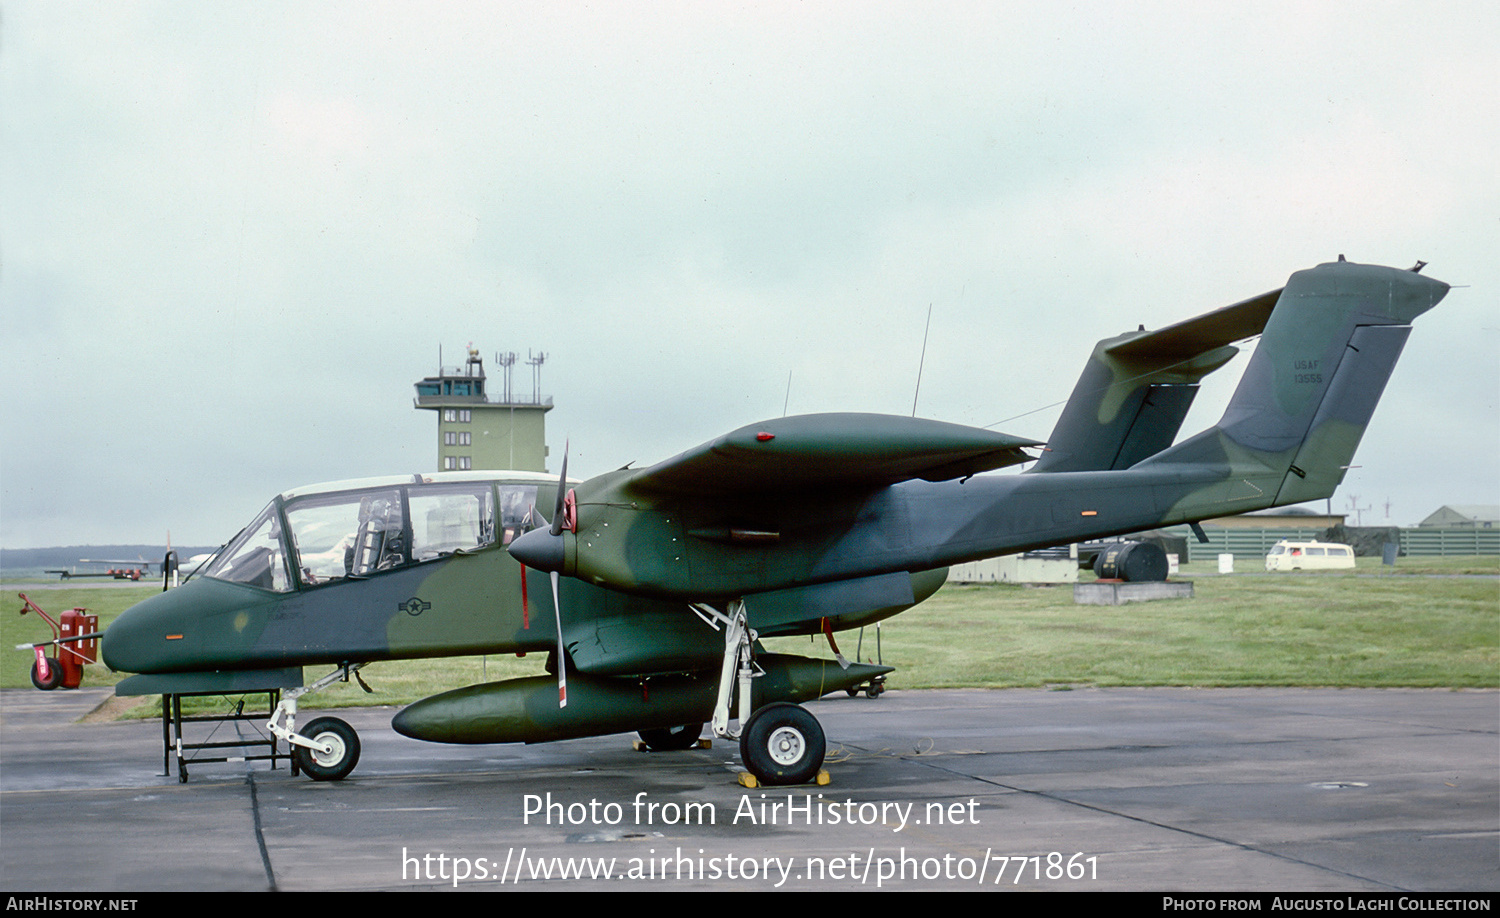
[739,702,826,786]
[267,663,368,782]
[692,600,828,787]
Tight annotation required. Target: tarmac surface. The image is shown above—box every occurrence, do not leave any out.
[1,685,1495,892]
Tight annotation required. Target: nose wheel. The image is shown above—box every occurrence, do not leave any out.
[291,716,361,782]
[267,663,369,781]
[739,702,825,786]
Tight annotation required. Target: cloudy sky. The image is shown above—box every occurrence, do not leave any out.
[3,1,1496,548]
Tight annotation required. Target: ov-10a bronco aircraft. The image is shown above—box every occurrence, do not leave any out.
[101,258,1447,786]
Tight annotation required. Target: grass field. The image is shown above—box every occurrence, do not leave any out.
[4,557,1495,716]
[799,571,1497,689]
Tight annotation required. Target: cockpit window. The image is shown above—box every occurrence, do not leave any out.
[499,484,540,545]
[287,488,405,586]
[203,503,292,592]
[349,491,406,575]
[409,484,495,560]
[245,479,533,589]
[286,482,508,586]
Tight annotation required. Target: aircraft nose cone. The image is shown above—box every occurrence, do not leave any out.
[100,589,177,674]
[100,612,145,673]
[100,577,271,674]
[508,527,565,573]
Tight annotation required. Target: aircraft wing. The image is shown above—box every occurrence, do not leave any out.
[628,412,1039,496]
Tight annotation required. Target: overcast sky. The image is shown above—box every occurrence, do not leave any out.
[3,1,1496,548]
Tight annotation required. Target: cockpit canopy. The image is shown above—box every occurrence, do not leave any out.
[202,474,547,592]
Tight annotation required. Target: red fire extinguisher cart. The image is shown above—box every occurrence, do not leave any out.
[17,593,99,689]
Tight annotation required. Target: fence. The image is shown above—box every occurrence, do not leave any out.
[1161,526,1499,560]
[1399,527,1500,556]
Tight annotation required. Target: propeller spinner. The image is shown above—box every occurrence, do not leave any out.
[512,443,572,573]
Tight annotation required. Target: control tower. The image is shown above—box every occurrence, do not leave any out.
[413,345,552,472]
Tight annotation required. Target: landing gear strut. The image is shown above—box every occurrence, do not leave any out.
[267,663,368,782]
[691,600,827,785]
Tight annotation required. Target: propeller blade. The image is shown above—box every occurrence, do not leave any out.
[550,441,569,537]
[551,570,567,708]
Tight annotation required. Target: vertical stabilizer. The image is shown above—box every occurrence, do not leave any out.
[1032,287,1280,472]
[1140,260,1448,508]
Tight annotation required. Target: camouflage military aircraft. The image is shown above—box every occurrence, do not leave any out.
[101,258,1447,786]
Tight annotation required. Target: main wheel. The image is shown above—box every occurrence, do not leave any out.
[739,702,825,786]
[637,722,705,752]
[30,657,63,691]
[293,716,361,781]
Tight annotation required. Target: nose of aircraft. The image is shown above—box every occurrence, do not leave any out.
[101,595,161,674]
[101,586,197,674]
[507,526,566,573]
[101,578,266,674]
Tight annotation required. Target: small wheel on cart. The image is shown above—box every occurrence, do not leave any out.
[30,657,63,691]
[866,682,884,698]
[739,702,825,786]
[845,686,859,697]
[293,717,361,781]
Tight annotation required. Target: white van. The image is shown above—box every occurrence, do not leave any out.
[1265,540,1356,571]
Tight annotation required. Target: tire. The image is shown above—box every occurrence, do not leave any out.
[30,657,63,691]
[292,716,361,781]
[845,686,859,697]
[739,703,825,786]
[637,723,705,752]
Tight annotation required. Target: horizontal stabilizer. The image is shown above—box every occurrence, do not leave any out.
[631,413,1039,496]
[1104,287,1281,361]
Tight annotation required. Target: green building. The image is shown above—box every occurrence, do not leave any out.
[413,346,552,472]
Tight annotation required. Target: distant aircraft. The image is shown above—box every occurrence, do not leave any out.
[101,259,1447,785]
[48,551,214,582]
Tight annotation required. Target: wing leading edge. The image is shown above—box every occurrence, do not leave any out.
[628,413,1039,496]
